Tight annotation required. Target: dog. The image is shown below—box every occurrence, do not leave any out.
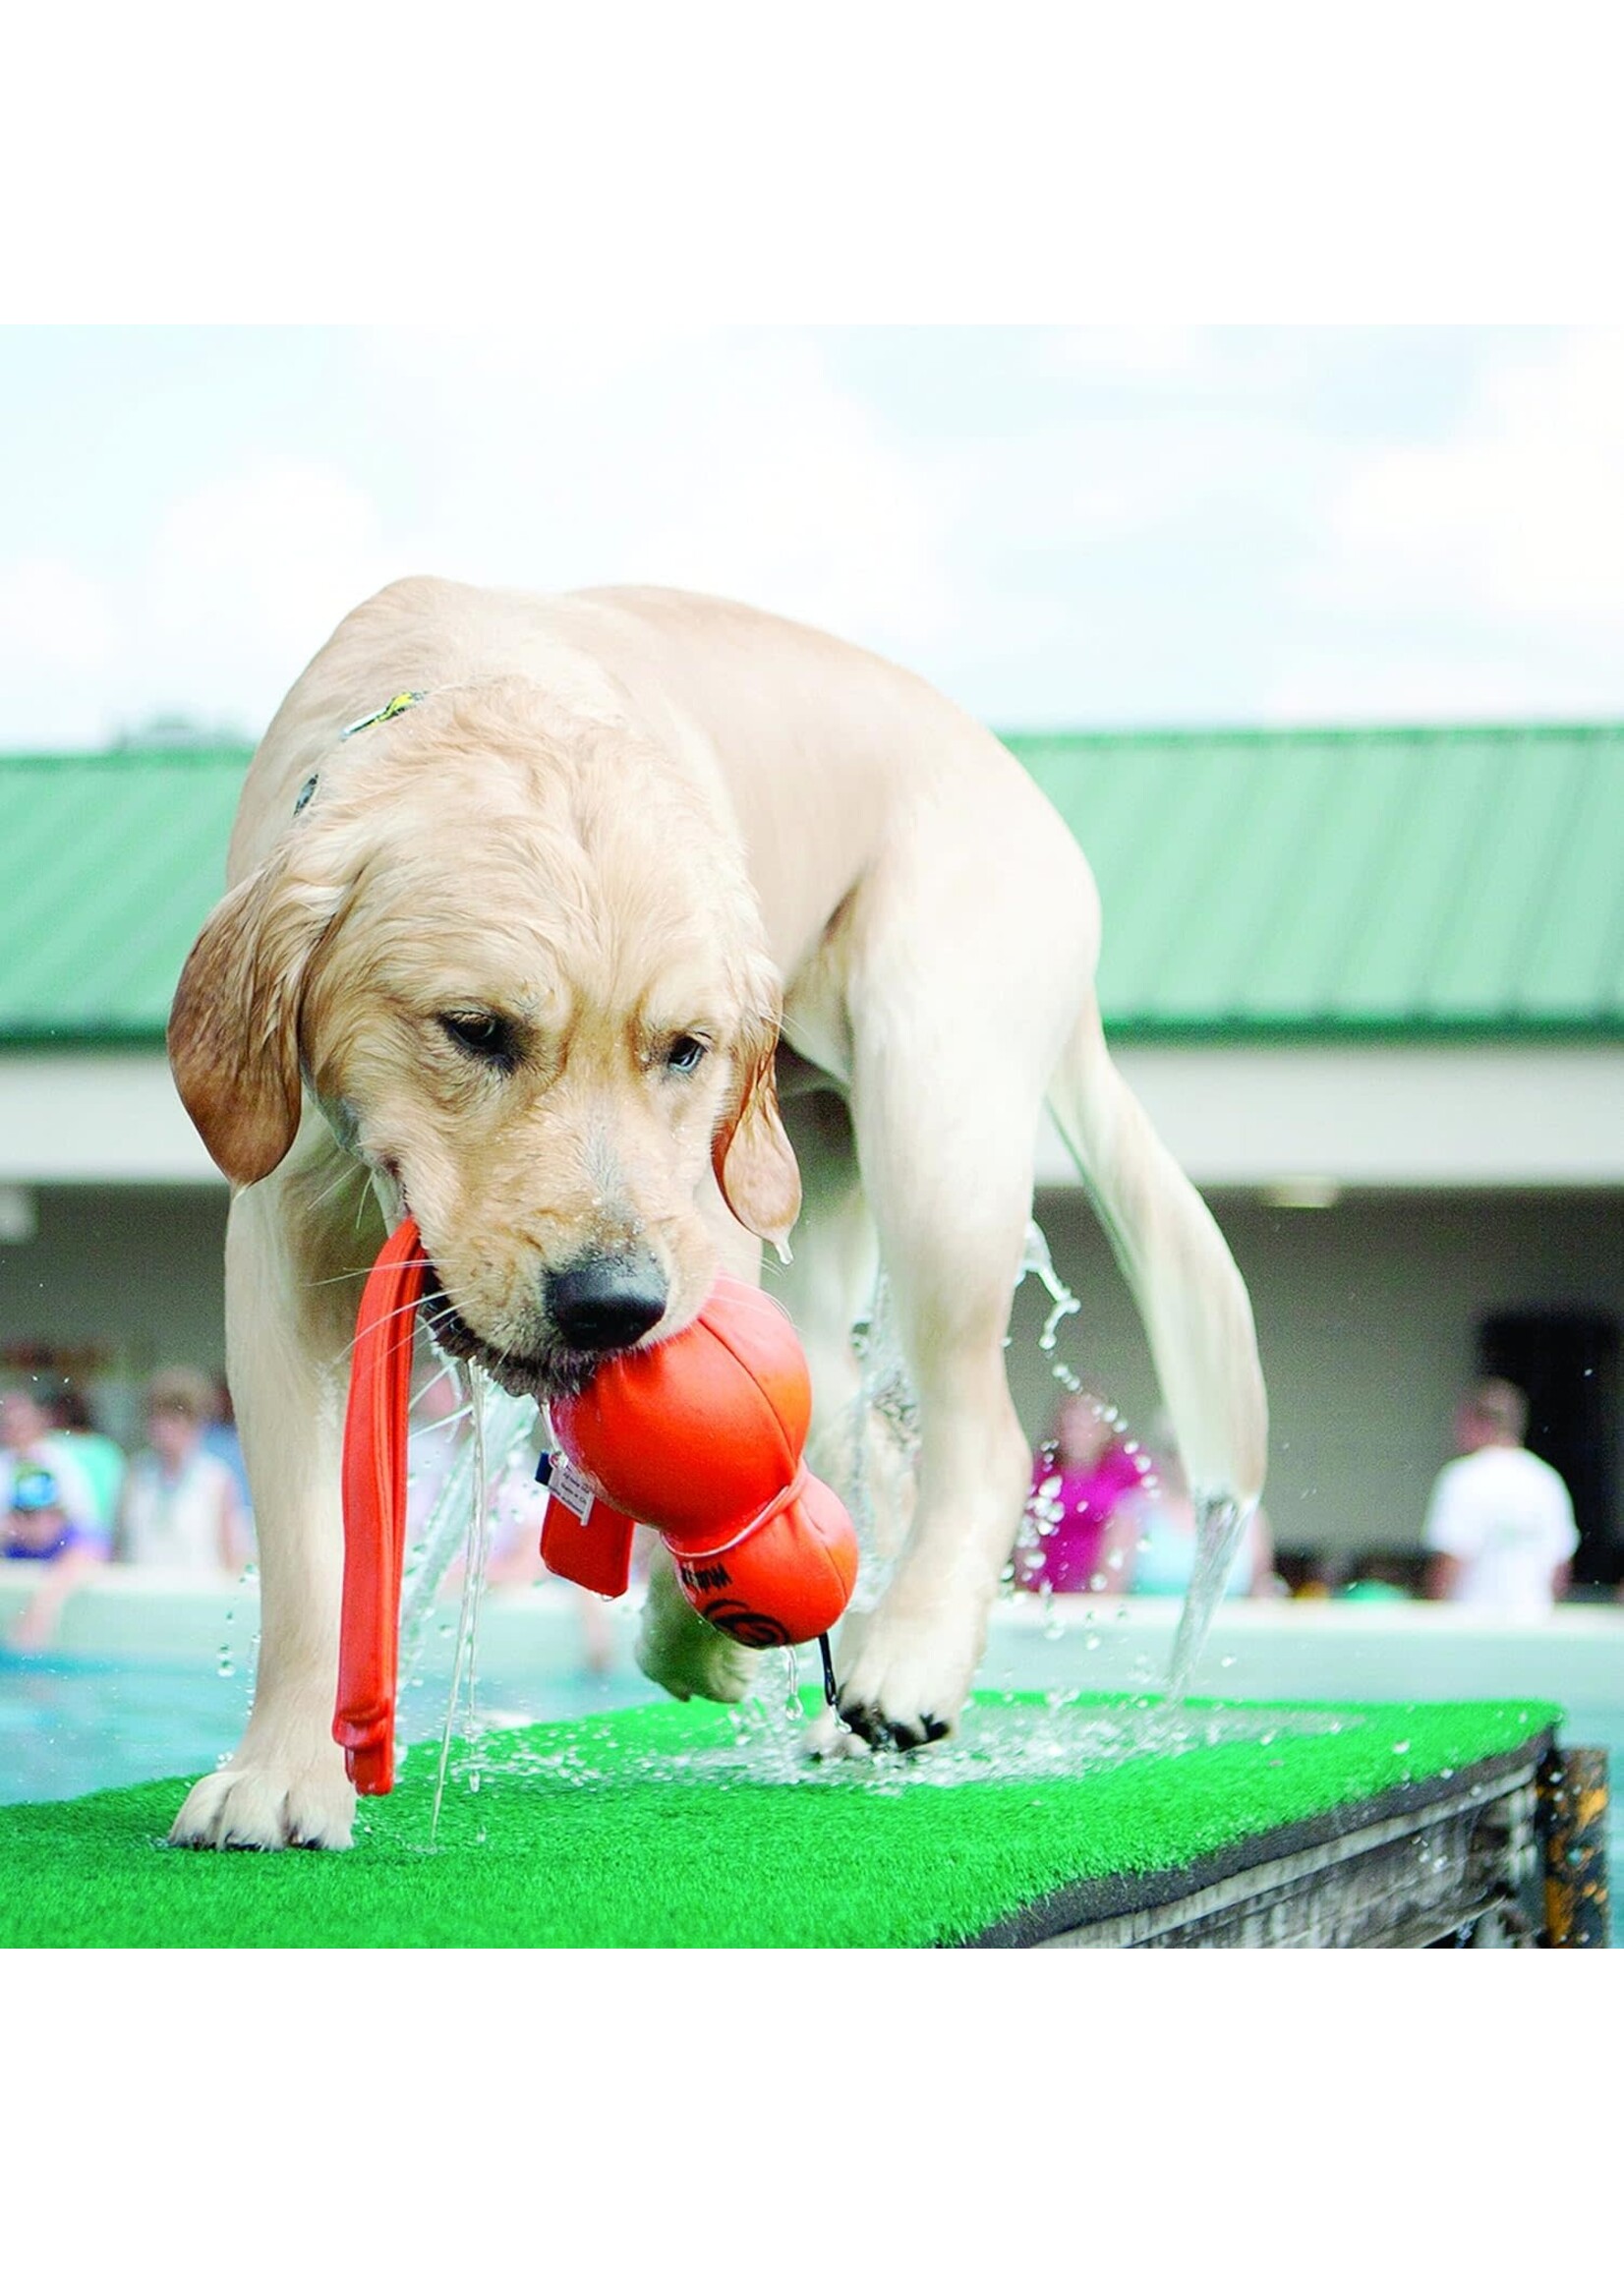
[165,576,1267,1849]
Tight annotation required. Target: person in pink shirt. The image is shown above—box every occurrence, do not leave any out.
[1015,1389,1150,1596]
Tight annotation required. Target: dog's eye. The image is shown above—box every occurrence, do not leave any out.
[664,1033,710,1075]
[437,1012,519,1071]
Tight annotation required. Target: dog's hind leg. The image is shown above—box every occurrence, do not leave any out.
[1045,992,1267,1521]
[168,1149,377,1850]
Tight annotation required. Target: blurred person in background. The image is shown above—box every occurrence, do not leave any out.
[3,1466,107,1652]
[0,1387,98,1544]
[1015,1388,1149,1597]
[115,1368,251,1576]
[43,1384,126,1551]
[1421,1377,1576,1615]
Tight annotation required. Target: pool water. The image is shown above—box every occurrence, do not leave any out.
[0,1650,657,1809]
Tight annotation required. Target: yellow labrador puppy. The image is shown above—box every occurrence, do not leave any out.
[167,576,1266,1849]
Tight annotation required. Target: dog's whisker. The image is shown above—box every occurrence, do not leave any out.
[303,1263,401,1292]
[340,1292,435,1370]
[296,1159,374,1222]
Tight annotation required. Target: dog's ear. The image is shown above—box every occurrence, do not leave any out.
[713,981,801,1250]
[168,854,344,1188]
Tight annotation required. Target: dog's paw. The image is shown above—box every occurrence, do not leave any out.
[634,1580,756,1707]
[168,1756,357,1852]
[801,1706,874,1762]
[837,1691,955,1752]
[832,1600,981,1752]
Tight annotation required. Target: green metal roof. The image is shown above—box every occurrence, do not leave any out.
[0,746,245,1043]
[1008,724,1624,1040]
[3,723,1622,1047]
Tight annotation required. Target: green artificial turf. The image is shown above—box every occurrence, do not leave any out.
[0,1690,1559,1949]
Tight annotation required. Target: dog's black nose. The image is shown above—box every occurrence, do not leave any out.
[547,1256,668,1353]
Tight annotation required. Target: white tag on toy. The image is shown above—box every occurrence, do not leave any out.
[546,1450,598,1523]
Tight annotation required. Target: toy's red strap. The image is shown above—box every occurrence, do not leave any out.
[333,1215,427,1794]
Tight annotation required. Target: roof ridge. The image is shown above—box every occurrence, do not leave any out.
[1000,720,1624,750]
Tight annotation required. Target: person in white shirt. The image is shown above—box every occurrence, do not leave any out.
[116,1368,249,1576]
[1421,1377,1578,1615]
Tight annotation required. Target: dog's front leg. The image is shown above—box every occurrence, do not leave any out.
[825,989,1043,1751]
[634,1550,757,1705]
[169,1150,375,1850]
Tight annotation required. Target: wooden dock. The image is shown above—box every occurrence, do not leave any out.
[967,1736,1608,1949]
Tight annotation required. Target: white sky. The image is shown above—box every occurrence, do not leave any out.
[6,323,1622,749]
[5,13,1623,749]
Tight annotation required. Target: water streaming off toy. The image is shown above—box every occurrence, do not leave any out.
[393,1353,543,1831]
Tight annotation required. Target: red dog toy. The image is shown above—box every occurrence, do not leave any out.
[541,1273,859,1649]
[333,1220,858,1796]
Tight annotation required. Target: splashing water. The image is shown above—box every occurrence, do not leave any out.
[382,1353,543,1842]
[498,1695,1358,1793]
[430,1364,493,1839]
[397,1362,539,1689]
[1165,1491,1257,1704]
[392,1205,1257,1804]
[1018,1218,1082,1362]
[841,1218,1088,1619]
[1009,1222,1260,1703]
[841,1264,920,1614]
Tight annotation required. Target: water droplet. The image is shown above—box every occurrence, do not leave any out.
[1392,1740,1411,1756]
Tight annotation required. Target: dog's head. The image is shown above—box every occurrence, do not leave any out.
[168,688,801,1398]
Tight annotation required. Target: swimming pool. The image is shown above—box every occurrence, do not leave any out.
[5,1578,1619,1939]
[0,1571,655,1805]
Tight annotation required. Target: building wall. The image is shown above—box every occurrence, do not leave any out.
[0,1184,230,1446]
